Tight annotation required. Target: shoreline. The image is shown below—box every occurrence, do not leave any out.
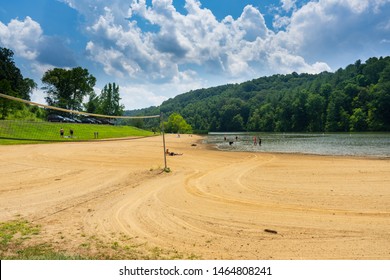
[203,137,390,161]
[202,133,390,160]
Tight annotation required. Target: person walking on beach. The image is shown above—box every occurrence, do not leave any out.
[253,136,257,146]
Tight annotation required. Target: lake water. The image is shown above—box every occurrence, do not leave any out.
[205,132,390,158]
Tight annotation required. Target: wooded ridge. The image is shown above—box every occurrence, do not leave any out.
[128,56,390,133]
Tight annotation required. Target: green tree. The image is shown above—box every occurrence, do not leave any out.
[97,83,124,116]
[319,83,332,101]
[219,99,245,131]
[369,65,390,130]
[0,47,37,118]
[363,57,387,84]
[231,114,244,131]
[349,108,367,131]
[306,93,325,132]
[0,80,14,119]
[325,91,350,132]
[164,113,192,133]
[291,90,309,131]
[275,93,293,132]
[247,103,276,132]
[42,67,96,111]
[84,92,99,113]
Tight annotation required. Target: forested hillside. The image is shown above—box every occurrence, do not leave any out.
[128,56,390,133]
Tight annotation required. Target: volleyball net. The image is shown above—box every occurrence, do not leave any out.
[0,93,161,142]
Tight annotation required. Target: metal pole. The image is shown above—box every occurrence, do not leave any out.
[161,112,167,170]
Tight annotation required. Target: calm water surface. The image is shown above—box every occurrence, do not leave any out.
[205,133,390,158]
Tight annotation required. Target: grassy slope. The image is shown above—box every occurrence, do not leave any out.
[0,121,155,144]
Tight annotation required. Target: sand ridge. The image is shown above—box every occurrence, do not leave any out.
[1,134,389,259]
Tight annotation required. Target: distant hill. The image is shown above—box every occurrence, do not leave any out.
[126,56,390,132]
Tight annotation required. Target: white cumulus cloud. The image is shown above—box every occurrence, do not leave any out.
[76,0,330,84]
[281,0,297,12]
[0,16,43,60]
[276,0,390,66]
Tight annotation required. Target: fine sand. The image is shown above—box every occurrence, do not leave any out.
[0,134,389,259]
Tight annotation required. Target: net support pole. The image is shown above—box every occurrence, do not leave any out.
[161,112,168,171]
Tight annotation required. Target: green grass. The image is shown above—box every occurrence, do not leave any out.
[0,219,200,260]
[0,219,40,248]
[0,219,84,260]
[0,120,155,144]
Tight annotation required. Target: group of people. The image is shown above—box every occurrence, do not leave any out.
[224,135,262,146]
[253,136,261,146]
[59,128,74,138]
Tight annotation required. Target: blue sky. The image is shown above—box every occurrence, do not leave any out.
[1,0,390,110]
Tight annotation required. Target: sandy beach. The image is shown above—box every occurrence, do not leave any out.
[0,134,389,259]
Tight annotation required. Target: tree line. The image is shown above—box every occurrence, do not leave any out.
[130,56,390,132]
[0,47,124,120]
